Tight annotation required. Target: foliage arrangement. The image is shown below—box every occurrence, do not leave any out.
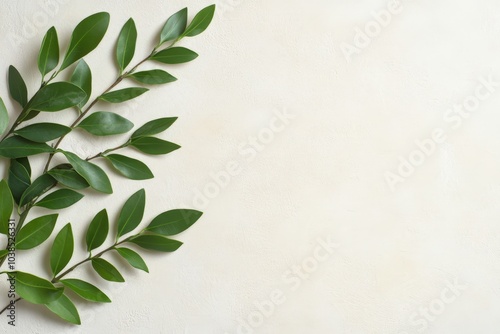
[0,4,215,325]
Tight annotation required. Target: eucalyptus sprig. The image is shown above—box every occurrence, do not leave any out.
[0,4,215,325]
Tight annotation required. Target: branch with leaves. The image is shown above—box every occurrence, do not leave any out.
[0,4,215,325]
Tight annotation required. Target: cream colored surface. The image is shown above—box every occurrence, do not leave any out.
[1,0,500,333]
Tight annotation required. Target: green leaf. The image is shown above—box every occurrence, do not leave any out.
[183,4,216,37]
[105,154,153,180]
[38,27,59,78]
[99,87,148,103]
[91,258,125,282]
[128,70,177,85]
[20,174,57,207]
[50,223,74,276]
[8,159,31,204]
[0,180,14,235]
[78,111,133,136]
[60,278,111,303]
[0,250,8,258]
[159,7,187,44]
[129,235,182,252]
[115,247,149,273]
[116,18,137,73]
[146,209,202,236]
[70,60,92,109]
[35,189,84,210]
[17,157,32,176]
[60,12,110,71]
[30,82,86,112]
[8,66,28,108]
[130,137,180,155]
[0,97,8,136]
[14,123,71,143]
[10,271,63,304]
[62,151,113,194]
[0,136,54,159]
[131,117,177,139]
[117,189,145,238]
[85,209,109,252]
[48,165,89,190]
[45,293,81,325]
[150,47,198,64]
[16,214,58,250]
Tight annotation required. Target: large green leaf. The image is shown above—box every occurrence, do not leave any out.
[115,247,149,273]
[62,151,113,194]
[14,123,71,143]
[8,66,28,108]
[50,223,74,277]
[130,137,180,155]
[146,209,202,236]
[150,47,198,64]
[16,214,58,250]
[8,159,31,205]
[60,278,111,303]
[182,4,216,37]
[116,18,137,73]
[35,189,84,210]
[29,82,86,112]
[77,111,133,136]
[85,209,109,252]
[128,70,177,85]
[131,117,177,139]
[48,165,89,190]
[70,60,92,109]
[45,293,81,325]
[20,174,57,207]
[91,258,125,282]
[99,87,148,103]
[0,97,8,136]
[0,180,13,235]
[159,7,187,44]
[10,271,63,304]
[60,12,110,71]
[129,235,182,252]
[0,136,54,159]
[105,154,153,180]
[116,189,145,238]
[38,27,59,78]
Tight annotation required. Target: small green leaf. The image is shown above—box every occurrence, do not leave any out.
[45,293,81,325]
[10,271,63,304]
[131,117,177,139]
[150,47,198,64]
[86,209,109,252]
[159,7,187,44]
[182,4,216,37]
[38,27,59,78]
[0,180,14,235]
[62,151,113,194]
[17,157,32,176]
[20,174,57,207]
[48,166,89,190]
[105,154,153,180]
[146,209,202,236]
[78,111,133,136]
[115,247,149,273]
[130,137,180,155]
[116,18,137,73]
[99,87,148,103]
[50,223,74,276]
[117,189,145,238]
[16,214,58,250]
[35,189,84,210]
[8,65,28,107]
[0,136,55,159]
[30,82,86,112]
[70,60,92,109]
[8,159,31,204]
[14,123,71,143]
[129,235,182,252]
[91,258,125,282]
[60,12,110,71]
[128,70,177,85]
[0,98,8,136]
[60,279,111,303]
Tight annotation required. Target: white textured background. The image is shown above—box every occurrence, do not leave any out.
[1,0,500,333]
